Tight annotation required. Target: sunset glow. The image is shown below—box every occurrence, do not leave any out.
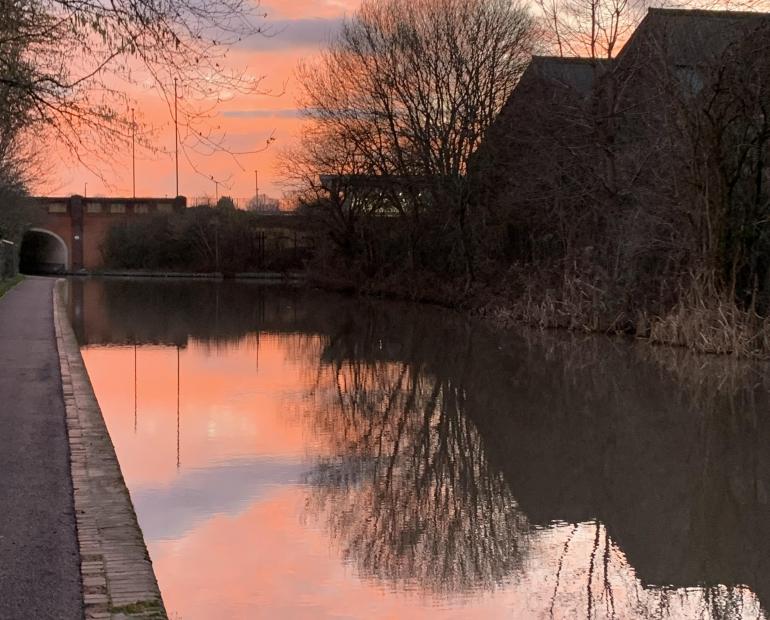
[47,1,359,203]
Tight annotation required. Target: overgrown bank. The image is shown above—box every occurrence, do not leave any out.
[289,6,770,359]
[303,263,770,359]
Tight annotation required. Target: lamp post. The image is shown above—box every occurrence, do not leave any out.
[174,78,179,197]
[131,108,136,198]
[176,345,180,469]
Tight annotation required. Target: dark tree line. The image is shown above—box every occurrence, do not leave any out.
[102,205,311,274]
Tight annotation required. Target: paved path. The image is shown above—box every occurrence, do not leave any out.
[0,277,82,619]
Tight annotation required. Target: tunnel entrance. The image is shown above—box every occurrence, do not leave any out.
[19,229,68,274]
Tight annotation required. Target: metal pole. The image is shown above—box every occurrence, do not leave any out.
[255,170,258,204]
[131,108,136,198]
[174,78,179,197]
[176,345,180,469]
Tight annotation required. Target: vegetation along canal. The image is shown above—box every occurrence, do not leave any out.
[68,277,770,619]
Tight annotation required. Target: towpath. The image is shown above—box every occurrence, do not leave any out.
[0,276,82,619]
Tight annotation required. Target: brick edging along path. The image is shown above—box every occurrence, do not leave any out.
[53,279,168,620]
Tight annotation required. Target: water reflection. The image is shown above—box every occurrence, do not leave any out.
[69,277,770,619]
[304,358,530,596]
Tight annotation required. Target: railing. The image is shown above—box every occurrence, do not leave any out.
[35,196,186,216]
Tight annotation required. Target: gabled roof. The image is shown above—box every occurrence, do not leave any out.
[481,7,770,167]
[616,7,770,66]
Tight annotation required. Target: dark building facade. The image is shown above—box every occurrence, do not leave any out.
[476,9,770,308]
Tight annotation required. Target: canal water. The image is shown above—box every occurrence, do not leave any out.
[68,277,770,619]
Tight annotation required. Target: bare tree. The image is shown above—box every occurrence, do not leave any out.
[291,0,536,282]
[0,0,268,177]
[536,0,649,58]
[535,0,770,61]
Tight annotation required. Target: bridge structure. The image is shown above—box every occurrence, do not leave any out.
[23,195,186,273]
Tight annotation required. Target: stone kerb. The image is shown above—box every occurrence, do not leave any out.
[53,279,167,620]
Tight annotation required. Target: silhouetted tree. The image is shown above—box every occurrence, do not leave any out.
[216,196,236,211]
[0,0,267,167]
[291,0,536,282]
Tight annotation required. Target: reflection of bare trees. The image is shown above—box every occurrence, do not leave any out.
[303,352,530,595]
[642,344,770,417]
[296,309,770,617]
[646,584,763,620]
[545,521,763,620]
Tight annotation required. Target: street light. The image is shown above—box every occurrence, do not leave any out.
[174,78,179,197]
[131,108,136,198]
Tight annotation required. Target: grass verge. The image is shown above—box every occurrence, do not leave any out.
[0,274,23,299]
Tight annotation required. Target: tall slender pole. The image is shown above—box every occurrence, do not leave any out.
[131,108,136,198]
[174,78,179,197]
[254,169,258,204]
[176,345,180,470]
[133,344,137,433]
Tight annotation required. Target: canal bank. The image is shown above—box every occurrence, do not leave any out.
[53,279,167,619]
[0,277,166,619]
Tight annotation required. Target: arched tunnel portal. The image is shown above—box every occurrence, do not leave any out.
[19,228,69,274]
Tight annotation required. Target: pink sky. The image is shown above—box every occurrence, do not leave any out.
[42,1,360,204]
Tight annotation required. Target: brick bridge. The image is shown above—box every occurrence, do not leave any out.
[23,195,186,273]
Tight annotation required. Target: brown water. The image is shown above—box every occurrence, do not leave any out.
[68,277,770,620]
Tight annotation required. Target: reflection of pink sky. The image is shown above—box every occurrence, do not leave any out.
[82,335,322,488]
[44,1,361,201]
[81,337,766,620]
[152,491,765,620]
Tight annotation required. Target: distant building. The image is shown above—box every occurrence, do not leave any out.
[247,194,281,213]
[474,8,770,260]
